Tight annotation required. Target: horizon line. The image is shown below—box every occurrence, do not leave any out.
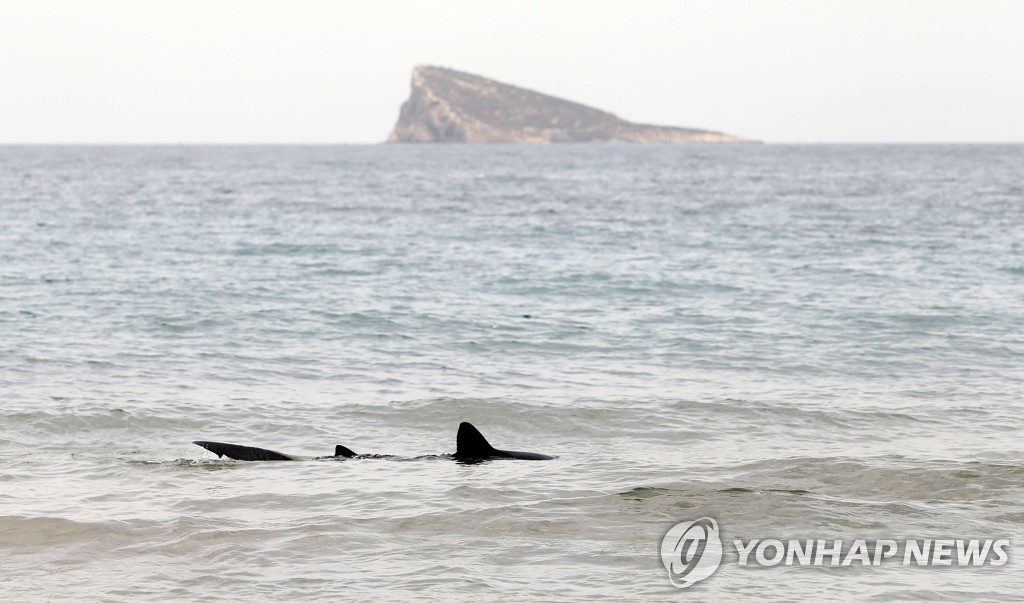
[2,141,1023,146]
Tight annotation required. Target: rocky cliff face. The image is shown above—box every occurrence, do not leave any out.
[387,65,754,144]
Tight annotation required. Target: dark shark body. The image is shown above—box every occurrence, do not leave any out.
[193,441,356,461]
[452,422,554,460]
[193,421,553,462]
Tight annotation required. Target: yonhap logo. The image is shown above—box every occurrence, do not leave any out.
[660,517,724,588]
[661,518,1011,588]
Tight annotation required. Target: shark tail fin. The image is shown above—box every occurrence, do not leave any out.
[193,441,295,461]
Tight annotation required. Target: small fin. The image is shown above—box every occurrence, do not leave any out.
[193,440,295,461]
[455,422,500,459]
[334,444,357,458]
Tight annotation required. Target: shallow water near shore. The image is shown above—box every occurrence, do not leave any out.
[1,144,1023,601]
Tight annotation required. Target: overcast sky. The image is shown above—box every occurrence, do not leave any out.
[1,0,1022,143]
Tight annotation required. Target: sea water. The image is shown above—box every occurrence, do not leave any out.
[1,144,1022,601]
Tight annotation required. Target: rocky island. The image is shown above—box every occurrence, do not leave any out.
[387,65,755,144]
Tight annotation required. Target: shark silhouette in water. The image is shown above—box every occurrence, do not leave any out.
[193,422,555,462]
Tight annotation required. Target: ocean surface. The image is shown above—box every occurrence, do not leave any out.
[1,144,1022,601]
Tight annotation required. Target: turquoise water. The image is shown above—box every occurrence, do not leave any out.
[1,144,1022,600]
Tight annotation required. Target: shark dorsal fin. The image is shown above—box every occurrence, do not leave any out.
[456,422,498,458]
[334,445,357,458]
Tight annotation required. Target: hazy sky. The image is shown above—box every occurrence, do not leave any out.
[2,0,1022,143]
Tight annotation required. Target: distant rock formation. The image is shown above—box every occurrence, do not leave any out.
[387,65,755,144]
